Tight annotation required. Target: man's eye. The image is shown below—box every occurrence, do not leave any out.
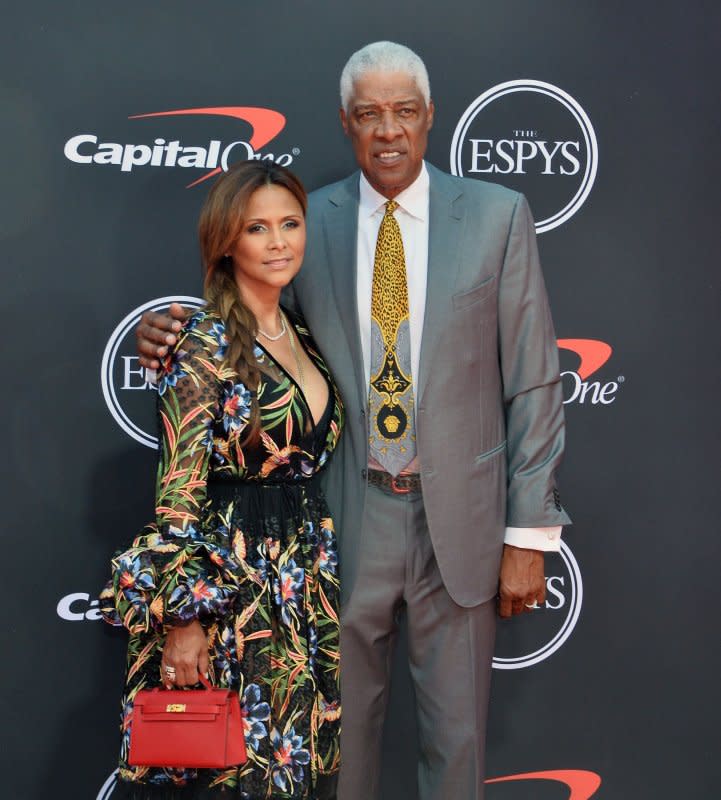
[398,108,414,117]
[359,110,377,120]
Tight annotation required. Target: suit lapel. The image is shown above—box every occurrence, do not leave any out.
[322,174,367,407]
[418,164,465,404]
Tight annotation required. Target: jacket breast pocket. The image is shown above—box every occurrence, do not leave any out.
[452,275,497,311]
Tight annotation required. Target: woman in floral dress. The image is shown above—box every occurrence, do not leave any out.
[100,161,342,799]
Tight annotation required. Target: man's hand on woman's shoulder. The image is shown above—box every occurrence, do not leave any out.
[136,302,189,369]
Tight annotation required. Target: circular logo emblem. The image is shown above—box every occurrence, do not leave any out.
[493,540,583,670]
[96,770,117,799]
[378,406,407,438]
[101,295,204,448]
[450,80,598,233]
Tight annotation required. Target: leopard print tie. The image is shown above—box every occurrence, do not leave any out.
[368,200,417,476]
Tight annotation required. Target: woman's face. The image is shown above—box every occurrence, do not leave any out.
[229,183,305,295]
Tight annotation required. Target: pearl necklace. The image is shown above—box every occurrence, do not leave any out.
[257,312,287,341]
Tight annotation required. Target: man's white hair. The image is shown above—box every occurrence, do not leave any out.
[339,41,431,111]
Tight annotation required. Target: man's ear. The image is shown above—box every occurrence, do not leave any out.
[427,99,435,131]
[339,106,350,136]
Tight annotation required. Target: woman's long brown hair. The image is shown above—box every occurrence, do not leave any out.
[198,159,307,442]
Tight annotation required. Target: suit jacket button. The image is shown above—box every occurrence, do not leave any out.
[361,468,367,479]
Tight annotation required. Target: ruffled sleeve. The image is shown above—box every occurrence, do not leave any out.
[100,312,241,633]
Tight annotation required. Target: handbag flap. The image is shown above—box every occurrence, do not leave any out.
[140,702,226,716]
[134,688,232,706]
[134,688,234,720]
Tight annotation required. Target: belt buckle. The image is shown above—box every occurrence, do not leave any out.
[390,474,412,495]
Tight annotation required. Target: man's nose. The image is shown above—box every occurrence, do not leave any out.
[375,111,402,140]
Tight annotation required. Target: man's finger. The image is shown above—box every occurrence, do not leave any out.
[168,303,190,323]
[136,319,177,347]
[138,355,161,370]
[511,598,525,617]
[145,309,182,333]
[498,592,512,618]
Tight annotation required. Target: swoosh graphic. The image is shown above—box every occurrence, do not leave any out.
[128,106,287,187]
[557,338,612,380]
[487,769,602,799]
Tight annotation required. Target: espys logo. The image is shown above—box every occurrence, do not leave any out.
[558,338,624,406]
[450,80,598,233]
[493,541,582,670]
[57,592,102,621]
[96,769,602,799]
[97,771,117,800]
[64,106,299,187]
[101,296,204,447]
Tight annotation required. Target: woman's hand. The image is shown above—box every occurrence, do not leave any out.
[161,620,209,687]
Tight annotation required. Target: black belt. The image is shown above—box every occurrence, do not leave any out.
[367,468,422,495]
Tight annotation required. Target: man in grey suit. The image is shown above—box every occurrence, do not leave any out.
[138,40,569,800]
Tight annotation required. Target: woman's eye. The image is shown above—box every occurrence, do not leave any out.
[247,224,265,233]
[283,220,299,229]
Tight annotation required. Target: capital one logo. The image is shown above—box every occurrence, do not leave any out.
[57,592,102,622]
[65,106,298,188]
[487,770,601,798]
[493,541,582,670]
[101,296,204,447]
[450,80,598,232]
[558,338,624,406]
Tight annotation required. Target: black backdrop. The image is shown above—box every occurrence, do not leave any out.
[2,2,720,798]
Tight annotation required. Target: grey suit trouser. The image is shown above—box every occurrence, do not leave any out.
[337,484,496,800]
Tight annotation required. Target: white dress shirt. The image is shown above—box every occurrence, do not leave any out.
[356,163,561,552]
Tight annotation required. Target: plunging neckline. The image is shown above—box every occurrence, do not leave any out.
[254,316,333,430]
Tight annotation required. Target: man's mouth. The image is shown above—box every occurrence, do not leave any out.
[376,151,403,162]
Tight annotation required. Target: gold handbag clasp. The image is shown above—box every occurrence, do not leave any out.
[166,703,187,713]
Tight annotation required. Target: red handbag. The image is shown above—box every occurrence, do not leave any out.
[128,674,247,768]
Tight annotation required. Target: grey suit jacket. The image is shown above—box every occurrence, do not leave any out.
[289,163,570,607]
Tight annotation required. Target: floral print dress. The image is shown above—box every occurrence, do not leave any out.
[100,308,343,799]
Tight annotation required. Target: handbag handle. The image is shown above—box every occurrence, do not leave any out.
[152,673,213,692]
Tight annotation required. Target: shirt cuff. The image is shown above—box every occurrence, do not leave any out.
[504,526,562,552]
